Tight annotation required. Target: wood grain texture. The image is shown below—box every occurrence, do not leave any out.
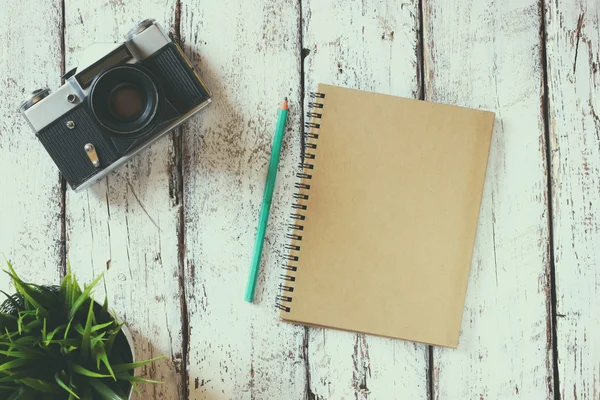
[180,1,306,399]
[4,0,600,398]
[545,1,600,398]
[63,5,185,399]
[302,1,429,399]
[0,0,63,288]
[424,0,553,398]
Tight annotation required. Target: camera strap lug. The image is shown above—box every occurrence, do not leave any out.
[84,143,100,168]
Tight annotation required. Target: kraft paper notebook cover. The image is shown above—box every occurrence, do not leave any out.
[277,84,495,348]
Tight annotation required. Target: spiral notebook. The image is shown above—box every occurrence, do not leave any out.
[277,84,495,348]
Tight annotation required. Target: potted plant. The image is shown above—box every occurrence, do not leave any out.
[0,261,163,399]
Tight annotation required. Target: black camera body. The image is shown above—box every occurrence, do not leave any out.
[19,19,211,191]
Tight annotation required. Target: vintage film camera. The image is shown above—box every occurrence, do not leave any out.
[19,19,211,191]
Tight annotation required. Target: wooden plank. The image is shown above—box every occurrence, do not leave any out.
[423,0,554,398]
[63,5,184,399]
[180,1,306,399]
[0,1,63,289]
[302,1,429,399]
[545,1,600,398]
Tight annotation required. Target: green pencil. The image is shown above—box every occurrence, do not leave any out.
[245,98,289,302]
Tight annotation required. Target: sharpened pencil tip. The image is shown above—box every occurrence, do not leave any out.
[282,98,289,111]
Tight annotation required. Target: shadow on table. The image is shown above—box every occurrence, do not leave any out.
[128,329,192,399]
[133,331,221,400]
[178,40,257,177]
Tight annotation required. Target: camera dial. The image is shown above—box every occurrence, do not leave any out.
[18,88,51,112]
[126,19,156,41]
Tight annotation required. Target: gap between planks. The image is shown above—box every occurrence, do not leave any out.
[416,1,434,399]
[297,0,314,399]
[173,0,192,398]
[59,0,67,278]
[539,0,561,398]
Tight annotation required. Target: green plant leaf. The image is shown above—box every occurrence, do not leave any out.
[75,323,85,335]
[0,357,33,372]
[68,374,90,400]
[68,274,103,320]
[45,324,65,343]
[5,389,19,400]
[16,377,61,393]
[21,320,41,335]
[112,355,165,372]
[91,333,107,369]
[16,310,36,317]
[66,268,82,317]
[132,381,140,395]
[91,321,114,333]
[88,379,126,400]
[0,369,40,382]
[62,264,75,315]
[0,383,18,389]
[81,300,94,359]
[5,391,18,400]
[4,328,13,343]
[59,269,68,306]
[55,372,80,399]
[115,373,162,384]
[64,318,73,340]
[9,281,48,316]
[5,343,47,359]
[6,385,33,400]
[71,276,79,311]
[91,333,107,347]
[101,296,108,315]
[0,350,33,359]
[0,344,43,359]
[41,319,47,343]
[94,343,115,381]
[46,338,79,347]
[3,265,48,317]
[105,323,124,354]
[13,336,37,346]
[72,363,112,378]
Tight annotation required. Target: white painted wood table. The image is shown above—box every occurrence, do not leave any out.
[0,0,598,399]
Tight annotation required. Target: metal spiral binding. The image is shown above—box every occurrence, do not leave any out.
[276,91,325,313]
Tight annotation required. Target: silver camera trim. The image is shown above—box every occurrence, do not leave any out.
[126,19,157,41]
[18,88,51,112]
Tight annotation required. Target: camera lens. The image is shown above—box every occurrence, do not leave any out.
[107,84,146,121]
[89,65,162,137]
